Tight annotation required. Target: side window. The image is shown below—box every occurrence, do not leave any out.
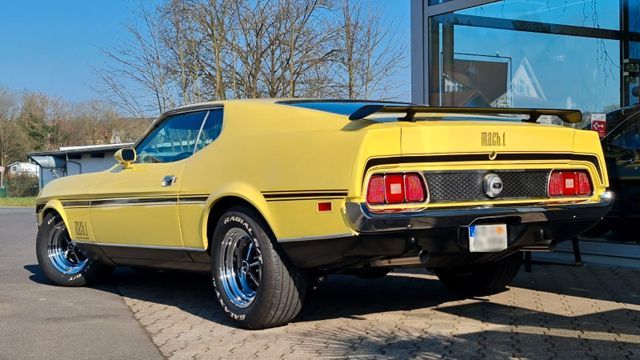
[136,111,207,163]
[609,116,640,150]
[194,109,223,152]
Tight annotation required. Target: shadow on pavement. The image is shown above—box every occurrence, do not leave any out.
[299,271,466,322]
[513,263,640,306]
[24,263,640,324]
[437,301,640,336]
[102,268,466,325]
[108,267,238,327]
[24,264,466,325]
[23,262,640,358]
[288,325,640,359]
[24,264,50,285]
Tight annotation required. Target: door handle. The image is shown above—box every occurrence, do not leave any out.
[162,175,177,187]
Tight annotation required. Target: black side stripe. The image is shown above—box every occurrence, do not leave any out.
[263,192,348,199]
[365,153,604,183]
[91,197,177,207]
[61,195,210,208]
[266,197,345,202]
[179,196,209,203]
[61,200,92,207]
[61,190,350,208]
[262,189,348,194]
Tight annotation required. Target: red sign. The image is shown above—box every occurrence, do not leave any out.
[591,114,607,139]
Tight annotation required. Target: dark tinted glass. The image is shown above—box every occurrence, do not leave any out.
[610,117,640,150]
[280,101,411,116]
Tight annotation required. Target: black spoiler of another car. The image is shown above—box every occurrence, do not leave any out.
[348,105,583,124]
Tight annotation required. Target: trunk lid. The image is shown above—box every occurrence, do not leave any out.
[400,120,576,155]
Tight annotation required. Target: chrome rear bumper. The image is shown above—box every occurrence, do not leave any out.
[346,192,614,234]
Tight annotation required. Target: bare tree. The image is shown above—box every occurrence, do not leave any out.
[97,1,175,117]
[332,0,406,99]
[97,0,406,115]
[160,0,205,104]
[192,0,233,100]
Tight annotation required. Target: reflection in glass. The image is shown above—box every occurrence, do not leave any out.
[430,17,620,115]
[609,118,640,150]
[458,0,619,30]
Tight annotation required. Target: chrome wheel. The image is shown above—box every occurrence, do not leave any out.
[47,223,88,275]
[218,227,262,308]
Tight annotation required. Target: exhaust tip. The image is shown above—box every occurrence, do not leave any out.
[419,249,430,265]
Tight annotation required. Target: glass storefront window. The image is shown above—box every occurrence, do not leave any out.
[430,18,621,115]
[422,1,639,247]
[458,0,620,30]
[630,0,640,32]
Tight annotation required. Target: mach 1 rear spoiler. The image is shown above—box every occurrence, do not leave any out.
[348,105,583,124]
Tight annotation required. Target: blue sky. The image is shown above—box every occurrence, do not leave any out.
[0,1,411,103]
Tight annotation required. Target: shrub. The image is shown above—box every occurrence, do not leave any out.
[6,174,39,197]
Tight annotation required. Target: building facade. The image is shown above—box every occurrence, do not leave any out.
[411,0,640,265]
[411,0,640,115]
[29,144,131,190]
[6,162,39,178]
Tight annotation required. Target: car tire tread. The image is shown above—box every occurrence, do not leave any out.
[211,206,307,329]
[36,213,112,287]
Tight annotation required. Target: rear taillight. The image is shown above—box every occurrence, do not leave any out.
[366,175,386,204]
[404,174,426,202]
[576,172,591,195]
[548,170,592,197]
[384,174,405,204]
[366,173,426,205]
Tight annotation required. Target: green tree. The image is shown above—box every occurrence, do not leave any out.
[0,89,30,167]
[17,92,52,151]
[0,117,30,167]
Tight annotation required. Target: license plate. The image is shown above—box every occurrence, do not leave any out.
[468,224,508,252]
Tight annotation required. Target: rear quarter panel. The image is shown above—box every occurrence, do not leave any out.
[177,102,402,248]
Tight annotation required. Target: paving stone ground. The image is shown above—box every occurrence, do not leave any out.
[113,264,640,359]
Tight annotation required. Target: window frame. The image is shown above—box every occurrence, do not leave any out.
[193,108,224,153]
[133,105,224,164]
[415,0,640,107]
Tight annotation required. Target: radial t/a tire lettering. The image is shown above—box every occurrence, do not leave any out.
[36,212,112,286]
[211,206,307,329]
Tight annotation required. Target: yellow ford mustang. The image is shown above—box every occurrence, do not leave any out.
[35,99,613,329]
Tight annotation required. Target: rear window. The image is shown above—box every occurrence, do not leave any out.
[278,100,412,116]
[278,100,541,123]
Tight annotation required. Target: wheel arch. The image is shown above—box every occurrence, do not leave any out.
[39,200,70,229]
[202,185,278,251]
